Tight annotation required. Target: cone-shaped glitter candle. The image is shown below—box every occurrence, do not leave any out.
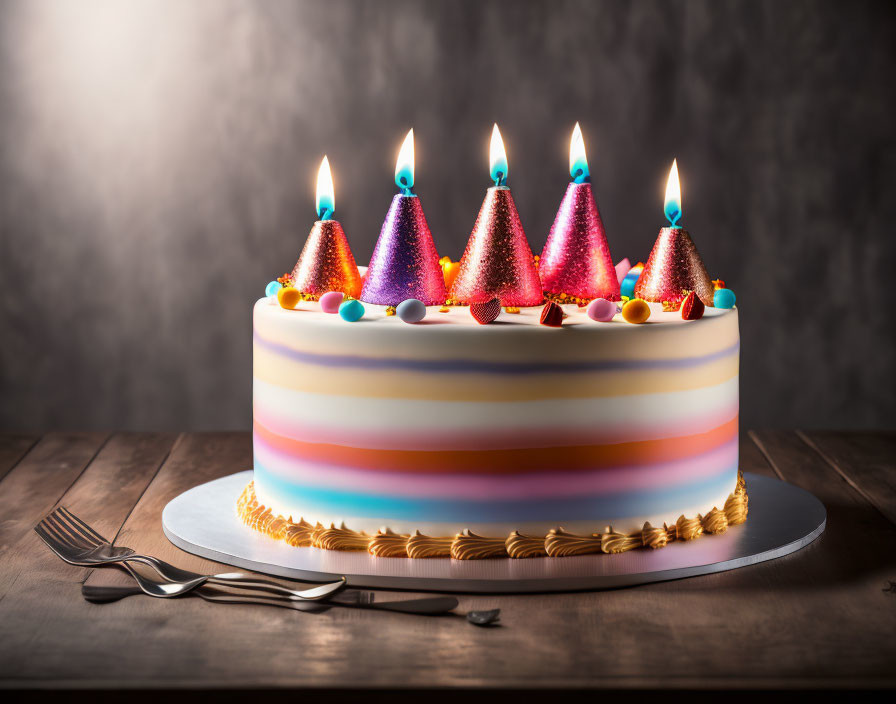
[449,125,543,307]
[635,159,714,308]
[291,157,362,299]
[539,124,620,302]
[361,129,447,306]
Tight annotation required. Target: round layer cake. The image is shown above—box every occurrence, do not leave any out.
[245,297,742,557]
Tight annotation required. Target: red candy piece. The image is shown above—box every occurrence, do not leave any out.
[470,298,502,325]
[680,290,705,320]
[539,300,564,327]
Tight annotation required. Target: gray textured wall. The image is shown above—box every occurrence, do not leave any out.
[1,0,894,431]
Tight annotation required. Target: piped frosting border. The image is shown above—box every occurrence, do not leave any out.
[237,472,748,559]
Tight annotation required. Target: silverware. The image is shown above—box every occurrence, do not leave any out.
[83,579,460,615]
[467,608,501,626]
[83,581,330,613]
[35,506,345,600]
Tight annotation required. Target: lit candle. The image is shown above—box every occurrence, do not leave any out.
[538,122,619,303]
[290,156,362,299]
[360,129,446,306]
[634,159,714,308]
[664,158,682,226]
[449,124,542,306]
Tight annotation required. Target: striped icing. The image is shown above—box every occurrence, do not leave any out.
[251,299,740,538]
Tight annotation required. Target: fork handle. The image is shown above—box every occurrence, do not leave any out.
[129,555,345,599]
[204,574,346,599]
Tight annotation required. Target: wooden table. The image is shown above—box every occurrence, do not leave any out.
[1,431,894,693]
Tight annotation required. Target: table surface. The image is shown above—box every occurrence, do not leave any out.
[0,430,894,692]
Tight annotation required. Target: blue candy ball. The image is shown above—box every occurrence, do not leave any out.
[396,298,426,324]
[265,280,282,297]
[338,299,365,322]
[713,288,736,309]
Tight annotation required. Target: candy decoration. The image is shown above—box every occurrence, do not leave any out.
[587,298,617,322]
[615,258,632,285]
[291,220,362,299]
[620,262,644,299]
[265,280,282,297]
[319,291,344,314]
[396,298,426,324]
[470,297,501,325]
[634,227,714,308]
[680,290,705,320]
[539,182,620,302]
[361,195,447,306]
[277,287,301,310]
[622,298,651,324]
[338,299,365,322]
[713,288,736,309]
[539,300,564,327]
[449,187,543,306]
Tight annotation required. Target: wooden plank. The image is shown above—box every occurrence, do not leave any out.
[798,430,896,527]
[2,431,895,689]
[0,432,108,579]
[0,433,176,597]
[740,431,777,479]
[0,433,40,482]
[0,433,177,669]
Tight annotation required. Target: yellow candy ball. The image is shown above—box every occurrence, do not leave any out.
[622,298,651,324]
[277,286,302,310]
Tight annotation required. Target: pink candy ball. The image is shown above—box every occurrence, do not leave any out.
[587,298,617,322]
[319,291,344,314]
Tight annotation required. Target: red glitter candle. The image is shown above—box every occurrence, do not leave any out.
[635,160,714,308]
[449,125,543,307]
[291,157,362,299]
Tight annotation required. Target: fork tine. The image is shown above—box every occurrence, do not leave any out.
[54,507,105,547]
[58,506,109,545]
[44,512,93,549]
[34,523,72,556]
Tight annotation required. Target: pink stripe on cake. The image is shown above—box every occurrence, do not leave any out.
[252,400,739,452]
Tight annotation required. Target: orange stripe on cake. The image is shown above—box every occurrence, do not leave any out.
[253,416,738,475]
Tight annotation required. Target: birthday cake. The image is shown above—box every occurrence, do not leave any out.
[238,125,746,559]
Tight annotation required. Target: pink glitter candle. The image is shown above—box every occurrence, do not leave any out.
[539,124,619,302]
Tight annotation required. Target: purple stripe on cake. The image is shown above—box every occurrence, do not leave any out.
[254,330,739,375]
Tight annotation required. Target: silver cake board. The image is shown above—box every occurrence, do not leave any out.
[162,471,825,593]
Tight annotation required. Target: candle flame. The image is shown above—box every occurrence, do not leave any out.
[664,158,682,226]
[316,155,334,220]
[394,128,415,193]
[489,123,508,186]
[569,122,589,183]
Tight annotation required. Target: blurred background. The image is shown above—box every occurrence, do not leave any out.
[1,0,894,431]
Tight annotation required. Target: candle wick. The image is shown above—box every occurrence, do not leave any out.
[494,171,506,187]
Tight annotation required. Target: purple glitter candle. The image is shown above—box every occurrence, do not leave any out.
[361,194,447,306]
[539,182,620,302]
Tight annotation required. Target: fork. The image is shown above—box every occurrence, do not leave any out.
[35,506,345,601]
[82,579,461,615]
